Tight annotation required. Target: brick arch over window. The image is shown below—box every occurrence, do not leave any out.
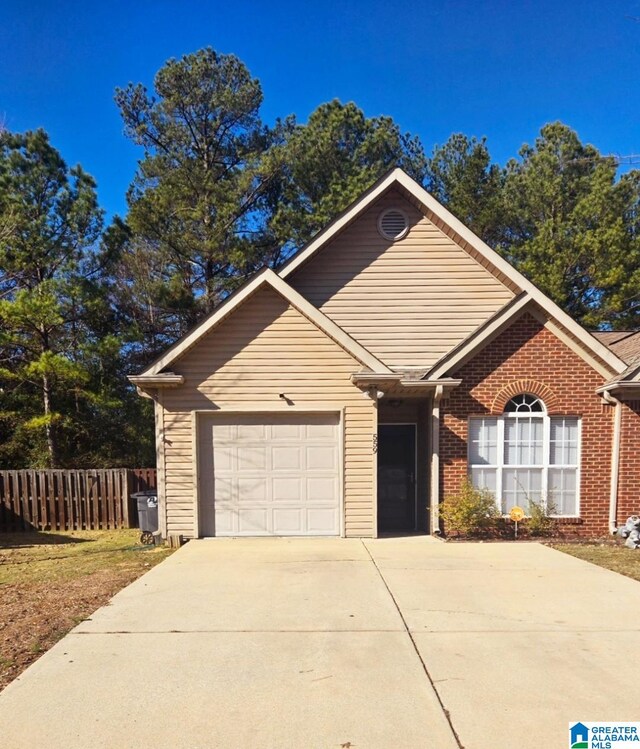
[490,380,560,414]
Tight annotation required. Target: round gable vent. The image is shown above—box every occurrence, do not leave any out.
[378,208,409,241]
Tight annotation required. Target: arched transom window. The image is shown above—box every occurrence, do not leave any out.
[468,394,580,516]
[503,393,545,413]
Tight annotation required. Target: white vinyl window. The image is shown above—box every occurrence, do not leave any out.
[468,395,580,516]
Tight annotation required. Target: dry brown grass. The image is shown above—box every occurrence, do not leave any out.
[0,530,173,690]
[550,542,640,583]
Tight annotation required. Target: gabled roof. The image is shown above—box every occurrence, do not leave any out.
[279,168,627,376]
[426,294,532,379]
[138,268,392,377]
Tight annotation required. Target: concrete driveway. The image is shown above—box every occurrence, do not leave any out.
[1,538,640,749]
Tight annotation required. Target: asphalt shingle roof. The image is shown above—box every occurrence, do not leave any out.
[592,331,640,365]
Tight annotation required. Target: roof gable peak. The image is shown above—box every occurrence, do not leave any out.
[139,268,392,378]
[280,168,626,375]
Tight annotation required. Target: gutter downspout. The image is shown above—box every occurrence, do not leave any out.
[603,390,622,535]
[430,385,444,535]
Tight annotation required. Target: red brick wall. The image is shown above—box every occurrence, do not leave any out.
[618,400,640,522]
[440,312,619,537]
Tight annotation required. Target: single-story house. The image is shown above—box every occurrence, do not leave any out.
[131,168,640,540]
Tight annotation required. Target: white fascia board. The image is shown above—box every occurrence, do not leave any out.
[128,374,184,387]
[350,373,403,386]
[399,378,461,390]
[141,268,391,376]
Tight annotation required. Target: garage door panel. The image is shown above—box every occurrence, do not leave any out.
[237,445,267,472]
[307,476,338,502]
[271,423,302,440]
[214,476,233,502]
[272,446,302,470]
[200,412,340,537]
[307,446,337,471]
[237,477,266,502]
[213,445,234,471]
[273,508,304,534]
[237,423,266,440]
[306,423,336,439]
[272,477,302,501]
[213,508,234,535]
[307,508,340,534]
[213,423,235,441]
[238,508,270,535]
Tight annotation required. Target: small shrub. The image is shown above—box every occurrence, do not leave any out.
[441,480,500,537]
[527,497,557,537]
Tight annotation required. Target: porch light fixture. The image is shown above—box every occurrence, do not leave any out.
[363,386,385,400]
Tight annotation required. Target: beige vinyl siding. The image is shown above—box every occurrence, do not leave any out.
[289,189,514,369]
[160,286,376,538]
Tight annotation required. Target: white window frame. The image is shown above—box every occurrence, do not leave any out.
[468,403,581,518]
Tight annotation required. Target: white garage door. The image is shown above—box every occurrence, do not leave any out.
[198,413,340,536]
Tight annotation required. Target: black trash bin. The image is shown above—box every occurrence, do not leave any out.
[133,490,158,545]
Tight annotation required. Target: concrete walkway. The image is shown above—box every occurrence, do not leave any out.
[1,538,640,748]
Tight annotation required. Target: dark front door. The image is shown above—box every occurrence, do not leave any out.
[377,424,416,533]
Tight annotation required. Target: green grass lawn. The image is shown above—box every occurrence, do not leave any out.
[550,542,640,583]
[0,530,173,690]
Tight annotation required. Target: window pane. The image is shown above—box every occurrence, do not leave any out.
[504,394,545,412]
[508,420,520,463]
[504,419,517,464]
[548,468,577,515]
[469,418,498,465]
[534,421,544,463]
[504,417,543,465]
[502,468,543,513]
[550,417,579,466]
[470,467,497,496]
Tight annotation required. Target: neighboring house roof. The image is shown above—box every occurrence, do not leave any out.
[136,268,393,378]
[592,331,640,365]
[592,332,640,393]
[597,362,640,394]
[279,168,626,377]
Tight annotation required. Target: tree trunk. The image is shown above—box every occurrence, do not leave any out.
[42,372,59,468]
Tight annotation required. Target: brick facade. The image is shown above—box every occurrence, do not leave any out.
[439,312,634,537]
[618,400,640,522]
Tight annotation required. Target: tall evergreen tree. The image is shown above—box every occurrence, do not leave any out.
[424,133,505,245]
[499,122,640,328]
[116,52,430,337]
[270,100,428,252]
[115,48,286,329]
[0,129,151,468]
[0,129,104,465]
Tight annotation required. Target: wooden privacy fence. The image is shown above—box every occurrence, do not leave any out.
[0,468,157,532]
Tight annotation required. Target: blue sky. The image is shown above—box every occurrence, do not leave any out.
[1,0,639,220]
